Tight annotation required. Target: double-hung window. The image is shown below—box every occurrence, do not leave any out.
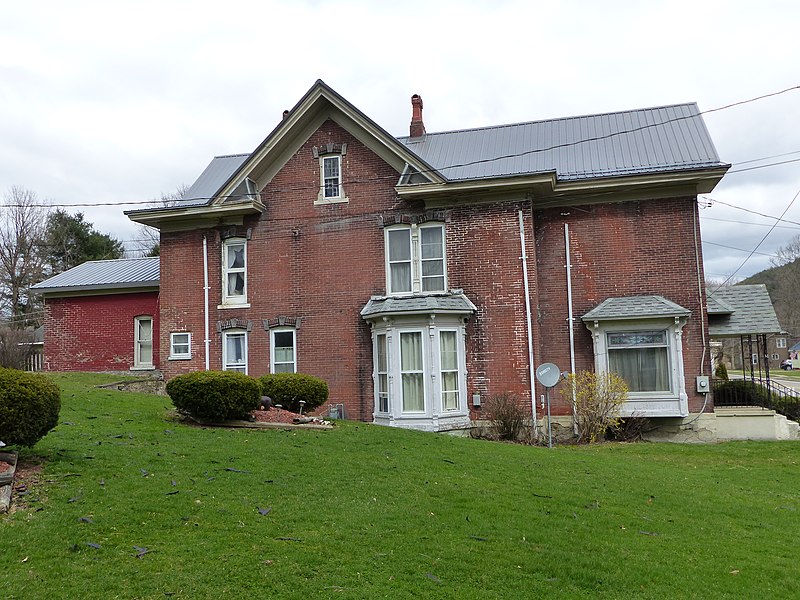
[439,330,460,410]
[170,332,191,359]
[400,331,425,412]
[223,330,248,373]
[271,328,296,373]
[134,316,153,369]
[385,224,446,295]
[607,330,670,392]
[223,239,247,305]
[376,333,389,413]
[322,155,342,199]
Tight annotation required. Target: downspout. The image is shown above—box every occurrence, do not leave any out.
[564,223,578,434]
[203,235,210,371]
[518,210,538,431]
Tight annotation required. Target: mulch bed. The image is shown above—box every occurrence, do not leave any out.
[253,408,304,423]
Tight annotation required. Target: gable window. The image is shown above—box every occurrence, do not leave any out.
[271,328,296,373]
[776,338,787,349]
[223,330,248,373]
[322,155,342,199]
[385,223,447,295]
[134,316,153,369]
[607,331,670,392]
[169,332,191,360]
[223,239,247,305]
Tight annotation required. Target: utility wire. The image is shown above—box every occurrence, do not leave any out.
[708,186,800,295]
[1,83,798,209]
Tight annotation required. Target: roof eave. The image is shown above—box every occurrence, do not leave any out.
[126,200,265,230]
[35,282,160,297]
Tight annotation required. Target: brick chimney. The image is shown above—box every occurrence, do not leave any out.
[410,94,425,138]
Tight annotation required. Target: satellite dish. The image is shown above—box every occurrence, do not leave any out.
[536,362,561,388]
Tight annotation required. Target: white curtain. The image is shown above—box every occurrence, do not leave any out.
[401,332,424,411]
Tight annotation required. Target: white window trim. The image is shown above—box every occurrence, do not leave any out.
[384,223,447,296]
[375,333,390,414]
[270,327,297,374]
[585,317,688,417]
[399,329,427,414]
[133,315,154,370]
[222,238,247,306]
[222,329,248,374]
[776,338,787,349]
[370,317,469,428]
[169,332,192,360]
[315,154,348,205]
[439,328,461,411]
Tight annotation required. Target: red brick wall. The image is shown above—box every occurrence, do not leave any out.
[158,117,710,421]
[44,291,160,372]
[159,119,399,420]
[533,198,709,414]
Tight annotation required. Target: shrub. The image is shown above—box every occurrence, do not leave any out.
[714,361,729,381]
[562,371,628,444]
[0,368,61,447]
[258,373,328,414]
[713,379,770,407]
[484,393,528,441]
[772,396,800,422]
[166,371,260,421]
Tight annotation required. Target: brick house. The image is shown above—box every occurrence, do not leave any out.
[123,80,728,432]
[32,257,160,373]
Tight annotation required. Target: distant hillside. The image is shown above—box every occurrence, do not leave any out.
[739,260,800,335]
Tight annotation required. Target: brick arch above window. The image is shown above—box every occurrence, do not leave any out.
[217,318,252,333]
[262,316,303,330]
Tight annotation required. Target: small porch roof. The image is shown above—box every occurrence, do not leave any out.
[706,285,782,337]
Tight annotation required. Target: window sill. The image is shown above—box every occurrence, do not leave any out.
[314,196,349,206]
[218,303,251,310]
[168,355,192,361]
[130,366,156,371]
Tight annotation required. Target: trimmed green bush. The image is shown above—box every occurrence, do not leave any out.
[259,373,328,413]
[713,379,771,407]
[0,368,61,448]
[166,370,260,421]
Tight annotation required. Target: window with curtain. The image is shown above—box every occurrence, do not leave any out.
[607,331,669,392]
[271,329,296,373]
[400,331,424,412]
[388,229,412,293]
[376,333,389,413]
[385,224,446,295]
[223,330,247,373]
[223,239,247,304]
[439,330,459,410]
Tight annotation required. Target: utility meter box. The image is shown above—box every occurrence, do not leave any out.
[696,375,710,393]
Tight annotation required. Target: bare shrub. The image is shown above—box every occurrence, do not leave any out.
[610,415,652,442]
[0,326,34,370]
[485,393,527,441]
[563,371,628,444]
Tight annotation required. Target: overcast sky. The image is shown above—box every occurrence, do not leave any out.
[1,0,798,280]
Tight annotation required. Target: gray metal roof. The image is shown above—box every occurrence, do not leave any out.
[180,153,250,205]
[582,295,691,321]
[398,103,724,182]
[361,292,477,319]
[707,285,782,337]
[32,257,160,295]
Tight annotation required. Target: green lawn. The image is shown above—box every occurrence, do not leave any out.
[2,373,800,599]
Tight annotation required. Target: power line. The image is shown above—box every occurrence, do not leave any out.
[702,239,778,258]
[700,215,800,230]
[1,83,798,210]
[708,186,800,295]
[702,197,800,227]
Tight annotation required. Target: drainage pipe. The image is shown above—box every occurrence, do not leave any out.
[518,210,538,431]
[203,235,210,371]
[564,223,578,433]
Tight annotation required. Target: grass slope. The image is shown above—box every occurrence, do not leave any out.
[2,373,800,599]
